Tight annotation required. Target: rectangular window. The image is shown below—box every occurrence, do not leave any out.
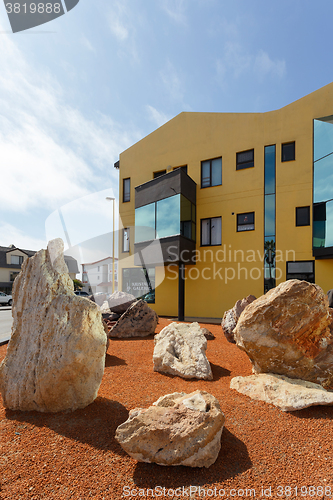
[237,212,255,232]
[153,170,166,178]
[281,142,295,162]
[236,149,254,170]
[296,206,310,226]
[201,217,221,246]
[11,255,23,265]
[173,165,188,173]
[201,157,222,188]
[286,261,314,283]
[123,228,130,252]
[123,178,130,202]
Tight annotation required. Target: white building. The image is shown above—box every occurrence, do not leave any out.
[82,257,118,294]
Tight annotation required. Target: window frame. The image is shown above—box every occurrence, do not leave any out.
[237,212,255,232]
[200,216,222,246]
[153,170,167,179]
[123,178,131,203]
[296,206,310,227]
[236,149,254,170]
[200,157,222,188]
[122,228,130,253]
[281,141,295,162]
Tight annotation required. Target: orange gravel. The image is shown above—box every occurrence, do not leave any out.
[1,318,333,500]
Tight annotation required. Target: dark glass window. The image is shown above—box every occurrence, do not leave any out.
[153,170,167,178]
[123,178,130,202]
[236,149,254,170]
[201,157,222,188]
[11,255,23,265]
[173,165,188,173]
[201,217,221,246]
[281,142,295,162]
[123,228,130,252]
[237,212,255,232]
[296,206,310,226]
[286,261,314,283]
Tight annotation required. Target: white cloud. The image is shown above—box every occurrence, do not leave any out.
[146,105,172,128]
[216,42,286,85]
[160,59,185,104]
[160,0,187,25]
[106,0,140,63]
[0,25,140,214]
[0,223,47,251]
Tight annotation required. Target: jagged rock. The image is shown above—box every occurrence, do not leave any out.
[153,322,213,380]
[233,280,333,388]
[221,295,256,343]
[93,293,107,307]
[0,238,107,412]
[109,299,158,338]
[230,373,333,411]
[108,291,136,315]
[100,301,111,314]
[115,390,225,467]
[201,327,215,340]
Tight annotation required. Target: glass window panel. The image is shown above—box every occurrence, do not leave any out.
[238,212,254,225]
[201,161,211,187]
[123,178,130,202]
[123,228,130,252]
[156,194,180,238]
[181,221,191,239]
[296,207,310,226]
[287,261,314,274]
[211,217,221,245]
[201,219,210,245]
[265,194,275,237]
[238,150,253,163]
[314,119,333,162]
[313,154,333,203]
[211,157,222,186]
[281,142,295,162]
[264,145,276,195]
[180,195,191,221]
[191,204,196,222]
[192,222,196,241]
[135,203,156,243]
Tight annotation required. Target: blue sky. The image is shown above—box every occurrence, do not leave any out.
[1,0,333,256]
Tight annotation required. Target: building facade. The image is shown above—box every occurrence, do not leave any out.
[116,82,333,320]
[82,257,118,295]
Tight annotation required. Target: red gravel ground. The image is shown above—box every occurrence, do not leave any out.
[1,318,333,500]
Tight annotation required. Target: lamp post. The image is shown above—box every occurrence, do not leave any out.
[106,197,115,293]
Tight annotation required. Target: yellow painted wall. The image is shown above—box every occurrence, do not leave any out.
[118,82,333,319]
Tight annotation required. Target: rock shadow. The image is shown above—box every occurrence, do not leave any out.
[287,404,333,420]
[210,362,231,381]
[132,427,252,488]
[105,354,127,367]
[5,397,129,456]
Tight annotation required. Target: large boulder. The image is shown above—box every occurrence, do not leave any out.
[221,295,256,343]
[115,390,225,468]
[109,299,158,338]
[108,291,136,315]
[0,239,107,412]
[230,373,333,411]
[233,280,333,388]
[153,322,213,380]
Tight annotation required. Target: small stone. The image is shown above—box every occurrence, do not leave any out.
[153,322,213,380]
[221,295,256,343]
[109,299,158,338]
[230,373,333,411]
[115,390,225,468]
[201,327,215,340]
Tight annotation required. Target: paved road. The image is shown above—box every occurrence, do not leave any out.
[0,307,12,344]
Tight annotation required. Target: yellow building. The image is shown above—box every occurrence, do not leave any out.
[116,82,333,321]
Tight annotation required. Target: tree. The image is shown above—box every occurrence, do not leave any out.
[73,279,83,291]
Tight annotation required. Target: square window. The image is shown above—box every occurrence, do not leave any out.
[236,149,254,170]
[11,255,23,265]
[153,170,167,178]
[296,206,310,226]
[123,228,130,252]
[282,142,295,162]
[201,157,222,188]
[237,212,255,232]
[123,178,130,202]
[201,217,221,246]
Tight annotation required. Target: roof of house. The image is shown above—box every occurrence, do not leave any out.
[0,245,36,269]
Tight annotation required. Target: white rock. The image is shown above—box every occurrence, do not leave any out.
[153,322,213,380]
[115,390,225,468]
[230,373,333,411]
[0,238,107,412]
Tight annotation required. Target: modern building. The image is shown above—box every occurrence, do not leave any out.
[0,245,79,294]
[116,82,333,321]
[82,257,118,295]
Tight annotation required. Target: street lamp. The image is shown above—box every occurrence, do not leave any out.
[106,197,115,293]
